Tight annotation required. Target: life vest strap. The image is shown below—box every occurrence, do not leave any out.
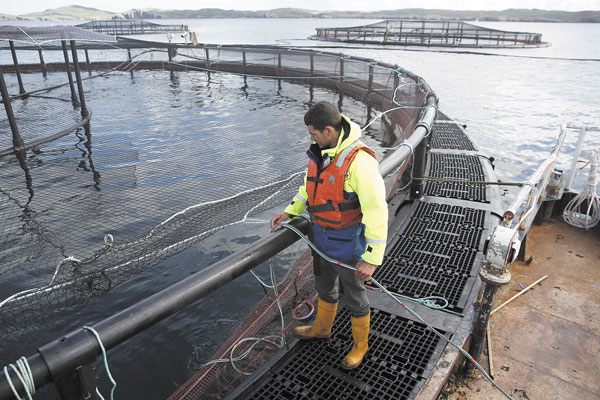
[311,215,342,225]
[307,199,360,214]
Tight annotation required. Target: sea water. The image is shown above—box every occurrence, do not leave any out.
[0,18,599,399]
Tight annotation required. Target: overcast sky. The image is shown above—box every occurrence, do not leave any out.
[3,0,600,16]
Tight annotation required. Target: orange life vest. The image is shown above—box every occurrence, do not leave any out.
[306,140,376,229]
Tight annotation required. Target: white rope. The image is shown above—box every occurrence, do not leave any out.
[563,149,600,229]
[0,171,305,309]
[83,326,117,400]
[3,357,35,400]
[0,256,81,310]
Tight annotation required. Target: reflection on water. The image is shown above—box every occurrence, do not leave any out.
[0,68,393,397]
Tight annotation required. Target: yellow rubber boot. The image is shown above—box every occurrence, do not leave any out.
[341,314,370,370]
[293,298,338,339]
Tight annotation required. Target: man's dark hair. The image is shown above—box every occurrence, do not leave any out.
[304,101,342,132]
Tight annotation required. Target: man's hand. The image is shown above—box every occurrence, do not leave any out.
[270,212,291,231]
[355,261,376,281]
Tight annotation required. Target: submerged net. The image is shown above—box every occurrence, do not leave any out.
[169,250,315,400]
[0,44,428,364]
[0,171,305,331]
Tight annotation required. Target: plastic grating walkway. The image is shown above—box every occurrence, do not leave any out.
[228,306,448,400]
[429,122,475,151]
[425,153,488,203]
[225,112,500,400]
[372,202,487,313]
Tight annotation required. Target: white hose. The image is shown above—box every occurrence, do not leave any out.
[563,150,599,229]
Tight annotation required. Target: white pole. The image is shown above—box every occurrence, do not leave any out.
[564,125,588,192]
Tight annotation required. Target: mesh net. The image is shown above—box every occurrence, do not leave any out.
[313,19,544,46]
[0,25,116,45]
[0,45,428,376]
[169,250,315,400]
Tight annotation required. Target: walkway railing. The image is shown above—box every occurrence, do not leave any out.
[313,19,546,48]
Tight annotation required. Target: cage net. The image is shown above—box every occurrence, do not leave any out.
[0,44,428,381]
[313,19,543,46]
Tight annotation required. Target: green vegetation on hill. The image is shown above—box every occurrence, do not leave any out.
[2,5,599,22]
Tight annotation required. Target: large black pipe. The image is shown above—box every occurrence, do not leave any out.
[466,283,499,372]
[410,139,427,199]
[0,217,309,399]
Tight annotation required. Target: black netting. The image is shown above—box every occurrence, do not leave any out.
[0,45,429,340]
[0,26,116,44]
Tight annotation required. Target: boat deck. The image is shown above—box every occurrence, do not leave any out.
[442,219,600,400]
[223,112,503,400]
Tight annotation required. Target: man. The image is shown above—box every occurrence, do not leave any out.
[270,101,388,370]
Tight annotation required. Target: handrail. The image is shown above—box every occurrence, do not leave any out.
[0,217,309,399]
[502,124,569,231]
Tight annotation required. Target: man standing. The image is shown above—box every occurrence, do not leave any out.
[270,101,388,370]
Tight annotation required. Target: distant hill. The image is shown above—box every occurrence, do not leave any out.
[2,5,599,22]
[19,5,121,21]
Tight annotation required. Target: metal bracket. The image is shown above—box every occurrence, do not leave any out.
[481,225,520,285]
[55,364,99,400]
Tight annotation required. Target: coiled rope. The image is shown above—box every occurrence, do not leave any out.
[3,357,35,400]
[281,216,515,400]
[563,149,599,230]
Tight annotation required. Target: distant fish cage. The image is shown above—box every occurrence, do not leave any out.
[76,19,188,35]
[312,19,548,48]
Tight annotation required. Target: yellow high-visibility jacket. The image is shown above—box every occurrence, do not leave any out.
[285,114,388,265]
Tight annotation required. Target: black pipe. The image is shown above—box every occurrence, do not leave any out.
[9,41,26,95]
[70,41,88,118]
[0,66,24,150]
[466,282,498,371]
[0,217,309,399]
[61,40,78,104]
[410,139,427,199]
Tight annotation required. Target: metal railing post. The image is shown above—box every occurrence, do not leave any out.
[9,41,26,95]
[564,125,589,192]
[0,66,25,150]
[38,49,47,75]
[70,40,88,118]
[410,139,427,199]
[84,49,91,71]
[277,53,282,76]
[61,40,79,104]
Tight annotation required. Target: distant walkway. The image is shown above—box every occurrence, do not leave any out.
[310,20,549,48]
